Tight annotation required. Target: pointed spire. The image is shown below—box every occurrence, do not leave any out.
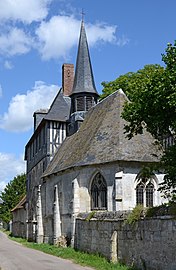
[71,20,98,95]
[81,8,85,22]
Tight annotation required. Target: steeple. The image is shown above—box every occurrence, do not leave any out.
[71,20,98,96]
[68,19,99,136]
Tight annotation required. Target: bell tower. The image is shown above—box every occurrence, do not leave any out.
[68,19,99,135]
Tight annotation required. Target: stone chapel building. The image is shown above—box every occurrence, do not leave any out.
[12,20,166,244]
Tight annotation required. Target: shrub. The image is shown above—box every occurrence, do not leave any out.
[125,205,144,224]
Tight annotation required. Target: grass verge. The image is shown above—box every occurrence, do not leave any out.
[1,230,137,270]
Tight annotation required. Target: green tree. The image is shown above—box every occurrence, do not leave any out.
[122,43,176,140]
[101,64,166,137]
[101,41,176,198]
[0,173,26,223]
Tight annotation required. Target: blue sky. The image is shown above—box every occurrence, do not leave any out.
[0,0,175,191]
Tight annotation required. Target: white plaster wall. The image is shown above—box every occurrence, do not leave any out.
[121,170,166,210]
[121,173,136,211]
[41,161,167,243]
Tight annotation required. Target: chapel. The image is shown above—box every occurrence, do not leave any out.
[11,19,166,244]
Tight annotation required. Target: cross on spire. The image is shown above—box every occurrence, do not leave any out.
[81,9,85,22]
[71,9,98,97]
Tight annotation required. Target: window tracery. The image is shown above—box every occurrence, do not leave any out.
[136,177,155,207]
[91,173,107,210]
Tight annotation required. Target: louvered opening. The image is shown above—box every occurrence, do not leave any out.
[86,96,94,111]
[76,96,85,111]
[72,94,97,113]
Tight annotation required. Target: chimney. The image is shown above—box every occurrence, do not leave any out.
[62,64,74,96]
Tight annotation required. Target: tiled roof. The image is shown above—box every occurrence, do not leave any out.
[43,89,162,177]
[11,195,26,212]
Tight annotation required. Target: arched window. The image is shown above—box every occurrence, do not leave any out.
[91,173,107,210]
[136,178,155,207]
[136,182,144,205]
[146,182,154,207]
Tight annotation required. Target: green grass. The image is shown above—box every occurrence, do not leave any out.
[4,232,137,270]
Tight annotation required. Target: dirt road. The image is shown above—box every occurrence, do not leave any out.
[0,231,92,270]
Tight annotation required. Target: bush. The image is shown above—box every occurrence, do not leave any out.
[146,201,176,217]
[125,205,144,224]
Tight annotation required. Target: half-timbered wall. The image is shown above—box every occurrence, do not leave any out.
[48,121,66,159]
[26,124,47,173]
[26,120,67,200]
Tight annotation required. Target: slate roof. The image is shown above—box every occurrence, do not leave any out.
[71,20,98,96]
[43,89,162,177]
[25,89,71,155]
[44,88,71,122]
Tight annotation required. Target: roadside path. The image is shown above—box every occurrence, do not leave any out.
[0,231,92,270]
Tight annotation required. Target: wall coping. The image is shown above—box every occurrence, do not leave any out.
[77,212,175,222]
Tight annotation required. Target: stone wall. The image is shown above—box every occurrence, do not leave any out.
[12,208,26,238]
[74,212,176,270]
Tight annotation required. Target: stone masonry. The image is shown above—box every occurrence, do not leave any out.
[74,213,176,270]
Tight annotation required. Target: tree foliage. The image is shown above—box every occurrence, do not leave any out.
[101,41,176,198]
[101,64,168,138]
[122,42,176,140]
[0,173,26,223]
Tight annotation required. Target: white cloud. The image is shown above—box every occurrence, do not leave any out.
[36,15,79,60]
[0,13,121,60]
[87,23,117,46]
[36,15,117,60]
[0,0,51,24]
[4,60,13,70]
[0,81,59,132]
[0,27,32,57]
[0,153,25,192]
